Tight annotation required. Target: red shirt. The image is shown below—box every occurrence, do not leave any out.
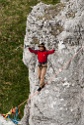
[29,48,55,63]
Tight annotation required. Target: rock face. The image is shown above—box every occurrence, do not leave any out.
[21,0,84,125]
[0,115,15,125]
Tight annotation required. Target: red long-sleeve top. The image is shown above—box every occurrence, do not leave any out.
[29,48,55,63]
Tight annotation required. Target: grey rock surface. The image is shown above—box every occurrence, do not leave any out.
[21,0,84,125]
[0,115,15,125]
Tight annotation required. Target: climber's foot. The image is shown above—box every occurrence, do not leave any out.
[37,84,45,92]
[37,87,42,92]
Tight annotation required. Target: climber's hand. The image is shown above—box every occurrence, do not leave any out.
[25,45,35,50]
[24,44,30,48]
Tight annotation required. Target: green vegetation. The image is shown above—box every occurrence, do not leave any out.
[41,0,59,4]
[0,0,59,117]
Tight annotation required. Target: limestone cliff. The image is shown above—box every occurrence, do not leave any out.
[0,0,84,125]
[21,0,84,125]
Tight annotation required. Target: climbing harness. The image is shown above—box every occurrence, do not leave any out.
[38,62,47,68]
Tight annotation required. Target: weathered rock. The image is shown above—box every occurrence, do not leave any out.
[0,115,15,125]
[21,0,84,125]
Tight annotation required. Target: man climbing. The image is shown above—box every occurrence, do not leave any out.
[28,43,55,91]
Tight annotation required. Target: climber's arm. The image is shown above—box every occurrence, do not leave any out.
[28,48,38,55]
[47,49,55,55]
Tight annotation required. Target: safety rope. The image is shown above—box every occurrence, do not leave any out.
[18,92,39,110]
[18,99,28,108]
[18,91,39,108]
[49,46,84,82]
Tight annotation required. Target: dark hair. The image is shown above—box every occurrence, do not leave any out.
[44,46,46,50]
[39,46,46,51]
[38,42,45,47]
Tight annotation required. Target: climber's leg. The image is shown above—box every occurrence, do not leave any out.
[37,66,42,80]
[37,63,47,91]
[40,67,47,88]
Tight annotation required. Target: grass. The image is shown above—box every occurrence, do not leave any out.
[0,0,60,117]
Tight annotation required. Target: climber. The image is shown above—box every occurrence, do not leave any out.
[28,42,55,91]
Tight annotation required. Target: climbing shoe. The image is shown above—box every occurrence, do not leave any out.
[37,84,45,92]
[37,87,42,92]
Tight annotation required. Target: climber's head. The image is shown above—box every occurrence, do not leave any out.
[38,43,46,51]
[11,107,16,114]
